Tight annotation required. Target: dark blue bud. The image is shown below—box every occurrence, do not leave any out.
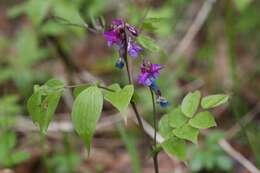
[157,96,169,108]
[115,58,124,69]
[150,79,159,92]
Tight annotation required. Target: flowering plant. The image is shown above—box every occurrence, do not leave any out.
[27,18,229,173]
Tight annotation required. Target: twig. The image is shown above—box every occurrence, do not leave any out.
[219,139,260,173]
[225,102,260,139]
[150,88,159,173]
[170,0,217,64]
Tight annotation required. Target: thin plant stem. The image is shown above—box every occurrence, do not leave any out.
[97,85,115,92]
[65,83,115,92]
[63,132,74,173]
[123,26,159,173]
[150,87,159,173]
[40,133,51,173]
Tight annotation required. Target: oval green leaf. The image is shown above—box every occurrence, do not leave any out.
[181,91,201,118]
[159,114,173,139]
[104,84,134,113]
[71,86,103,153]
[137,35,160,52]
[189,111,217,129]
[169,106,188,128]
[173,124,199,144]
[201,94,229,109]
[162,137,186,160]
[27,88,63,133]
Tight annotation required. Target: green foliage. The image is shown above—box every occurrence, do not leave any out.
[189,111,216,129]
[159,113,187,160]
[169,106,188,128]
[234,0,253,11]
[159,91,228,158]
[73,84,91,98]
[159,114,173,139]
[161,137,186,160]
[173,124,199,144]
[104,84,134,114]
[0,131,30,167]
[118,124,141,173]
[71,86,103,153]
[201,94,229,109]
[142,18,166,32]
[51,152,81,173]
[189,131,233,172]
[27,79,64,133]
[181,91,201,118]
[137,35,160,52]
[0,95,21,127]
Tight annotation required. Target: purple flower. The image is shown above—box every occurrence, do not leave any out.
[138,60,169,107]
[138,62,164,86]
[103,19,142,69]
[112,19,124,26]
[103,30,122,47]
[127,41,143,58]
[126,23,138,36]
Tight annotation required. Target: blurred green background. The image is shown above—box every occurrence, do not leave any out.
[0,0,260,172]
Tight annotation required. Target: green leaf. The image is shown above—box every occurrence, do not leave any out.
[234,0,253,11]
[10,151,30,165]
[25,0,50,26]
[27,91,63,133]
[27,79,64,133]
[181,91,201,117]
[216,155,232,171]
[162,137,186,160]
[159,114,173,139]
[142,18,166,32]
[169,106,188,128]
[117,124,141,173]
[45,79,65,90]
[0,132,17,162]
[104,84,134,113]
[173,124,199,144]
[189,111,216,129]
[73,84,91,98]
[71,86,103,153]
[201,94,229,109]
[137,35,160,52]
[190,152,204,172]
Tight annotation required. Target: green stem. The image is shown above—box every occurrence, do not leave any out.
[65,83,115,92]
[123,26,159,173]
[40,133,51,173]
[149,87,159,173]
[63,132,74,173]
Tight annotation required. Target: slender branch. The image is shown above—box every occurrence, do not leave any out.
[97,85,115,92]
[219,139,260,173]
[123,28,133,84]
[150,88,159,173]
[170,0,217,64]
[51,15,98,34]
[65,83,115,92]
[123,25,158,172]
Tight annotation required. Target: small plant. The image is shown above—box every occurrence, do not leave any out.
[27,18,229,172]
[0,95,30,167]
[189,131,233,172]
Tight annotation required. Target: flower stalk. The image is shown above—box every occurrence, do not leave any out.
[103,19,168,173]
[150,87,159,173]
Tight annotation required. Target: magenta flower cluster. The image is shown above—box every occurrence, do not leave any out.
[138,60,169,107]
[104,19,168,107]
[104,19,143,69]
